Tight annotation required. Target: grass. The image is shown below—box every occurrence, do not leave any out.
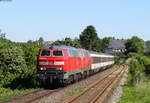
[0,88,35,101]
[118,82,150,103]
[66,87,85,96]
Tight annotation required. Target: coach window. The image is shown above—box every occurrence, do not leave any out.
[104,57,106,62]
[70,50,74,57]
[73,50,80,57]
[86,52,90,57]
[109,58,112,61]
[76,51,80,57]
[53,50,63,56]
[84,51,89,57]
[83,51,86,57]
[93,57,100,63]
[108,58,110,61]
[67,50,71,56]
[101,57,103,62]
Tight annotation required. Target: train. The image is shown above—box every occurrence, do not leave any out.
[36,44,114,87]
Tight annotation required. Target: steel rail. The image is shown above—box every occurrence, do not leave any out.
[89,65,125,103]
[65,65,123,103]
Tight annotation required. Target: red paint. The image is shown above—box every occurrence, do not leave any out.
[37,48,92,71]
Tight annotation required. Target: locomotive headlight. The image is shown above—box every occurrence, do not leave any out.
[55,67,63,70]
[40,67,46,70]
[40,67,44,70]
[39,61,48,65]
[54,61,64,65]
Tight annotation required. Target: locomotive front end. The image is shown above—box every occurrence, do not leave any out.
[37,48,67,85]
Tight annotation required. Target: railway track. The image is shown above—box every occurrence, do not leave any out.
[23,66,120,103]
[0,65,125,103]
[1,88,64,103]
[0,89,43,103]
[25,88,63,103]
[63,65,126,103]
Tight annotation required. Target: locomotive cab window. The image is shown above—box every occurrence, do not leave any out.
[53,50,63,56]
[41,50,50,56]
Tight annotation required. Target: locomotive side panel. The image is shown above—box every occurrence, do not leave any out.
[62,49,91,80]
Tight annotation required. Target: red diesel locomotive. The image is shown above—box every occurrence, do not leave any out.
[37,45,114,86]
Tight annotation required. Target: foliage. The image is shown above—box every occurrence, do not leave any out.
[1,69,39,89]
[54,37,81,48]
[118,81,150,103]
[101,37,113,52]
[128,59,146,85]
[125,36,145,55]
[21,40,41,69]
[145,41,150,57]
[0,88,34,101]
[79,25,102,52]
[144,51,150,57]
[38,37,44,42]
[145,41,150,52]
[0,30,6,39]
[0,45,28,74]
[115,54,126,64]
[0,33,41,89]
[127,52,150,79]
[66,87,84,96]
[127,52,142,58]
[119,54,150,103]
[137,56,150,76]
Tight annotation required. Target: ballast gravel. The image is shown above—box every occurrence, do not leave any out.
[33,66,118,103]
[106,66,128,103]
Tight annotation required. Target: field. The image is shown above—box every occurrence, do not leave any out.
[118,81,150,103]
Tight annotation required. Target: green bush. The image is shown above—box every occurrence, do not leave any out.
[137,56,150,76]
[127,52,141,58]
[0,45,28,74]
[128,59,146,85]
[2,69,39,89]
[115,55,126,64]
[0,37,40,89]
[0,87,34,101]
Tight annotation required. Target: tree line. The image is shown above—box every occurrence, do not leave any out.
[0,25,150,89]
[0,32,42,89]
[124,36,150,85]
[54,25,114,52]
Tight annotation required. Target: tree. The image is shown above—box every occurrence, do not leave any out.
[0,31,40,88]
[0,45,28,75]
[64,37,73,46]
[73,37,81,48]
[54,37,73,46]
[101,37,113,52]
[79,25,101,52]
[0,30,6,39]
[38,37,44,42]
[145,41,150,52]
[136,56,150,76]
[125,36,145,55]
[53,37,81,48]
[129,58,145,85]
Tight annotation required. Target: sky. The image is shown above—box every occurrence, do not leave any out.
[0,0,150,42]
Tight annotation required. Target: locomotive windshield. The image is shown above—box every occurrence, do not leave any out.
[53,50,63,56]
[41,50,50,56]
